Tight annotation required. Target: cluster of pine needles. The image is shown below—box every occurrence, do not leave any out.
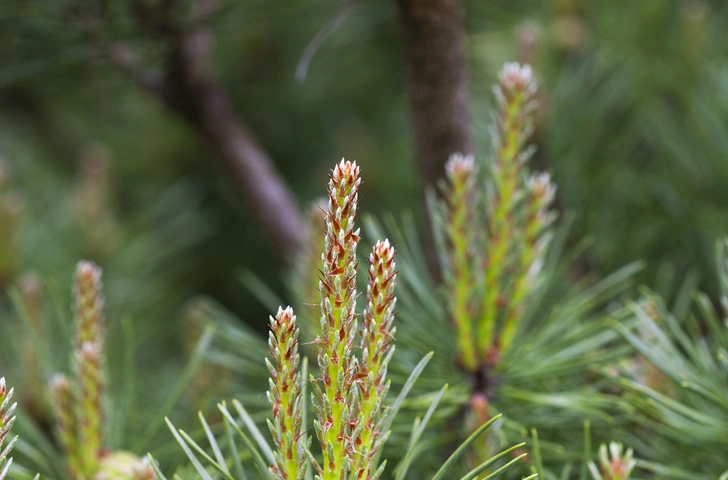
[1,61,727,480]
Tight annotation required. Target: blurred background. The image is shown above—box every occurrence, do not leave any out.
[1,0,728,347]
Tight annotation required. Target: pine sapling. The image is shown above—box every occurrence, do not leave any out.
[416,62,571,471]
[162,159,527,480]
[439,63,554,371]
[269,161,400,479]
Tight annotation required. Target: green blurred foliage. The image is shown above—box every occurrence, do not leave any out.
[3,2,728,477]
[537,0,728,295]
[466,0,728,295]
[1,0,728,358]
[0,0,419,331]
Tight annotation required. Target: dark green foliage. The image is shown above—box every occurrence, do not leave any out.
[2,1,728,479]
[614,240,728,479]
[539,0,728,293]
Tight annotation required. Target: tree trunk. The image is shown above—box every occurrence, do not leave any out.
[396,0,474,282]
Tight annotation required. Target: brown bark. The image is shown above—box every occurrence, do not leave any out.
[396,0,474,282]
[110,2,306,264]
[165,35,306,263]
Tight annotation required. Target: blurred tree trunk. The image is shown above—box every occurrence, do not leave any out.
[164,33,307,266]
[396,0,473,283]
[111,0,306,266]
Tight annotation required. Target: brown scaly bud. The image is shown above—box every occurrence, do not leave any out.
[468,393,489,430]
[443,154,481,372]
[478,63,539,362]
[0,377,18,480]
[266,306,305,480]
[50,374,80,477]
[354,240,397,478]
[588,443,636,480]
[315,159,361,479]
